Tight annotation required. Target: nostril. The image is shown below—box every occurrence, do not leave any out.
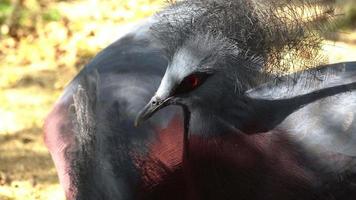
[152,97,162,106]
[152,100,159,106]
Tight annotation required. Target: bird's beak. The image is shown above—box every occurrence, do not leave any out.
[134,96,174,127]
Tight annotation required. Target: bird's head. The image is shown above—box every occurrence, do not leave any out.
[133,0,338,136]
[135,34,262,127]
[134,33,354,136]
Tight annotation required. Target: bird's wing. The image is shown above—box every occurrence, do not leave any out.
[242,62,356,174]
[247,62,356,100]
[44,19,184,200]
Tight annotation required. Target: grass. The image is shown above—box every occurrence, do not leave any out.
[0,1,355,200]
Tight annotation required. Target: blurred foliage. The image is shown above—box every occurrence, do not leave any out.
[344,3,356,27]
[0,0,58,38]
[0,0,167,39]
[0,0,166,90]
[42,8,61,22]
[335,0,356,29]
[0,0,12,24]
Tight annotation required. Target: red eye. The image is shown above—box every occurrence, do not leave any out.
[173,73,209,95]
[186,74,200,88]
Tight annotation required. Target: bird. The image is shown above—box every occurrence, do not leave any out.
[134,37,356,199]
[44,0,356,200]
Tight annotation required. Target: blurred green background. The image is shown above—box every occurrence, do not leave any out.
[0,0,355,199]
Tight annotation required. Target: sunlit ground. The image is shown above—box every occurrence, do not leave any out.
[0,1,355,200]
[0,1,165,199]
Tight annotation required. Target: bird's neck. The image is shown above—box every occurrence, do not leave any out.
[187,94,245,136]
